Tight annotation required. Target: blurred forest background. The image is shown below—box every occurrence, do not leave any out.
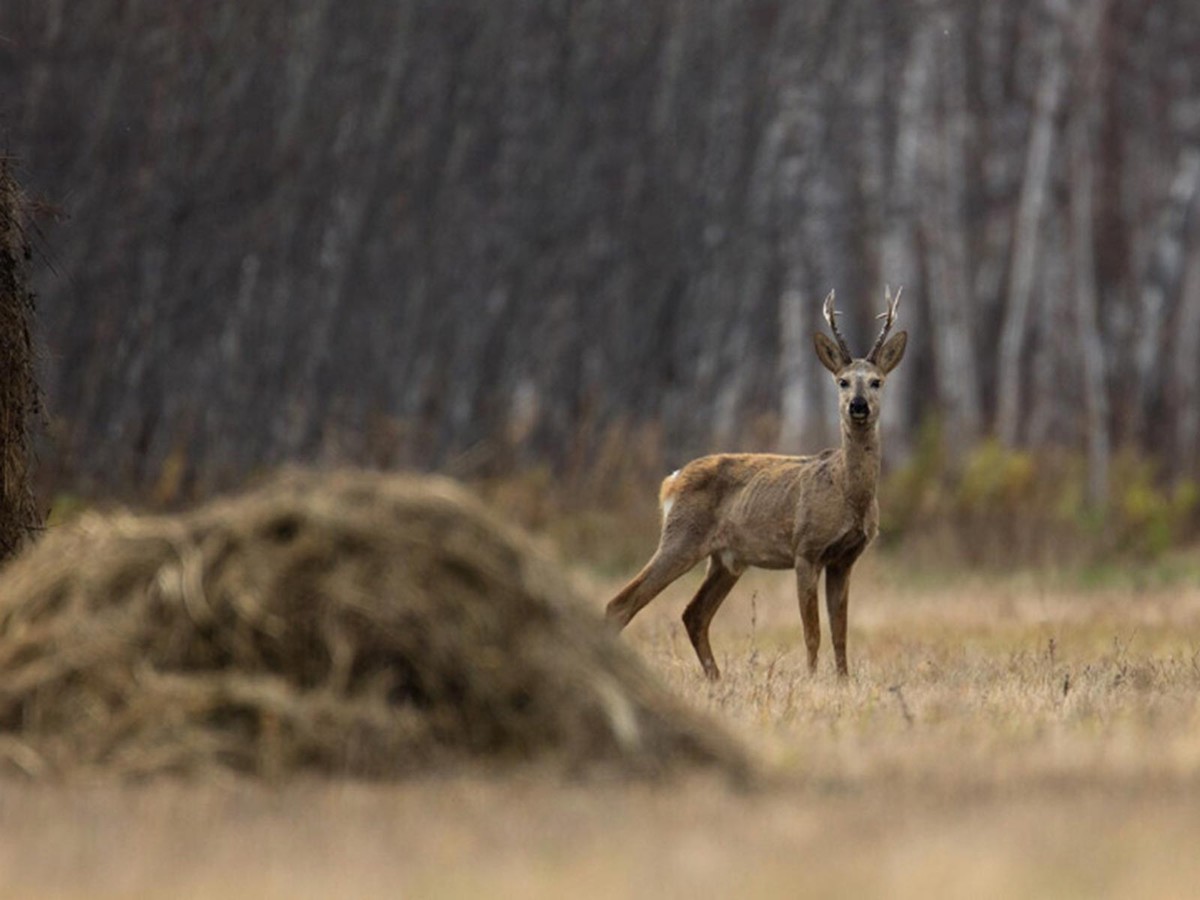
[2,0,1200,557]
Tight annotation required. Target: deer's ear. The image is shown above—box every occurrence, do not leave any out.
[875,331,908,374]
[813,332,847,374]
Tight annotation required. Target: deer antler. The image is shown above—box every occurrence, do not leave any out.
[867,285,902,364]
[822,290,853,364]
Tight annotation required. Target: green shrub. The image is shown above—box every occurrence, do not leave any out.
[882,430,1200,569]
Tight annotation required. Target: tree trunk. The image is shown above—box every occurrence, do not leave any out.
[0,161,43,559]
[1131,147,1200,438]
[778,287,814,451]
[876,10,928,452]
[918,7,981,455]
[1067,0,1112,511]
[1170,243,1200,473]
[995,4,1066,446]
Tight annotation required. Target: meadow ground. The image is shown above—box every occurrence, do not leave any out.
[2,556,1200,898]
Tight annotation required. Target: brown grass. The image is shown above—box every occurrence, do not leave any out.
[0,469,748,781]
[2,490,1200,896]
[0,558,1199,896]
[613,560,1200,794]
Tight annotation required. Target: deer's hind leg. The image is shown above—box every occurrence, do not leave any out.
[682,555,741,680]
[605,535,705,630]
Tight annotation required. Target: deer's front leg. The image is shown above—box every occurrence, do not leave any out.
[795,559,821,673]
[825,562,852,677]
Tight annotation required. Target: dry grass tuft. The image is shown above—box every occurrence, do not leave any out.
[0,469,750,781]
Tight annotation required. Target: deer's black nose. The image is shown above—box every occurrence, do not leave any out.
[848,397,870,420]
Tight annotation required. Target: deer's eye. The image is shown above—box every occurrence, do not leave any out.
[869,378,881,389]
[838,379,850,389]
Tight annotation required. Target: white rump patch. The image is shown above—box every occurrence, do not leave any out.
[660,470,681,519]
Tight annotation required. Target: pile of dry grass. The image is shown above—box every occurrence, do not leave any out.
[0,158,42,561]
[0,469,749,781]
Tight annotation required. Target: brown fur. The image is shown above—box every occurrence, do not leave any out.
[607,292,907,679]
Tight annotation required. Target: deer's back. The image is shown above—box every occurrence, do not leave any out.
[662,452,843,570]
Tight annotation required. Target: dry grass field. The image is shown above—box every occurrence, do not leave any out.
[2,555,1200,898]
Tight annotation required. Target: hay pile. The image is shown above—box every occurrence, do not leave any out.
[0,158,42,562]
[0,469,749,781]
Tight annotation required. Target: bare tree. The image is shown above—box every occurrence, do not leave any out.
[917,7,982,453]
[1131,148,1200,437]
[1067,0,1113,510]
[996,0,1067,446]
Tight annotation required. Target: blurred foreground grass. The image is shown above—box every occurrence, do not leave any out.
[2,559,1199,898]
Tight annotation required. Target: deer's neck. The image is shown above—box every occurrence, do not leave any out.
[839,422,881,519]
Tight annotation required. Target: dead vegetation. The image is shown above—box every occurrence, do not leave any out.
[0,469,750,781]
[613,562,1200,795]
[3,568,1200,897]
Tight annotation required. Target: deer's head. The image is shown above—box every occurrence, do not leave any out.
[813,287,907,429]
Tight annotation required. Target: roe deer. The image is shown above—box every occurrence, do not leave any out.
[606,288,907,679]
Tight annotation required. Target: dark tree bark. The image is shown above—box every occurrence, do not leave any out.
[0,160,44,557]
